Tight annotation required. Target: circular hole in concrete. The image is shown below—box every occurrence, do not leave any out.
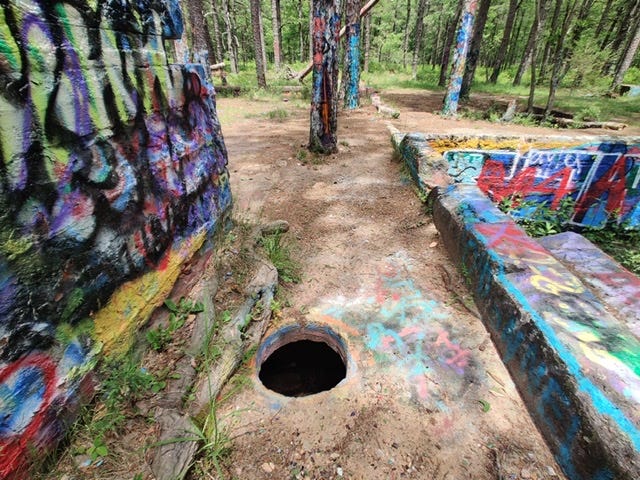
[257,326,347,397]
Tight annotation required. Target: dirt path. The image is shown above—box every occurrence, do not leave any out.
[213,92,567,480]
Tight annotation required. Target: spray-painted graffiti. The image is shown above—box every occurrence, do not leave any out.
[439,186,640,477]
[343,0,361,110]
[322,254,480,406]
[443,142,640,228]
[442,0,477,116]
[0,0,230,475]
[309,0,340,153]
[0,0,231,362]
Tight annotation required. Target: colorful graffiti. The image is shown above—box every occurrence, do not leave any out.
[0,0,231,475]
[436,184,640,478]
[442,0,477,116]
[342,0,361,110]
[443,141,640,228]
[321,254,481,407]
[309,0,340,153]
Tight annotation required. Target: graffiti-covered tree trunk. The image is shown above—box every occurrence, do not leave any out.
[460,0,492,99]
[342,0,361,109]
[250,0,267,87]
[443,0,477,116]
[309,0,341,153]
[489,0,519,83]
[272,0,284,69]
[411,0,428,80]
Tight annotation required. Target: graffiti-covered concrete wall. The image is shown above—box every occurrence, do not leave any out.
[0,1,231,476]
[398,133,640,228]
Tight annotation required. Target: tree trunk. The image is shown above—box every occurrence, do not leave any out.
[438,0,463,87]
[250,0,267,87]
[513,0,548,86]
[209,0,225,65]
[310,0,315,62]
[364,12,371,72]
[488,0,519,83]
[527,0,544,112]
[309,0,341,153]
[272,0,283,69]
[538,0,562,83]
[611,18,640,92]
[222,0,239,73]
[460,0,492,99]
[431,13,444,66]
[258,5,268,75]
[412,0,429,79]
[343,0,362,109]
[185,0,214,62]
[402,0,412,69]
[544,0,579,116]
[298,0,306,62]
[443,0,478,116]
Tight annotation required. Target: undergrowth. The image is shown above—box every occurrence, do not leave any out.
[259,230,301,283]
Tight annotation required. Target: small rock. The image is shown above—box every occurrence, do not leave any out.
[520,467,532,478]
[261,462,276,473]
[261,220,290,235]
[546,466,557,477]
[337,466,344,477]
[429,241,438,248]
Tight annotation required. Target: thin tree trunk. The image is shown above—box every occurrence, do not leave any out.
[402,0,412,69]
[310,0,315,62]
[460,0,492,99]
[438,0,463,87]
[443,0,478,115]
[538,0,562,83]
[186,0,214,61]
[513,0,548,86]
[431,13,444,66]
[309,0,341,153]
[259,6,268,75]
[298,0,306,62]
[611,18,640,92]
[222,0,239,73]
[364,13,371,72]
[412,0,428,79]
[250,0,267,87]
[209,0,224,65]
[527,0,544,112]
[343,0,362,108]
[272,0,283,69]
[489,0,519,83]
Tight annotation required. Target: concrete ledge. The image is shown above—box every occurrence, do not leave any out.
[432,184,640,479]
[539,232,640,339]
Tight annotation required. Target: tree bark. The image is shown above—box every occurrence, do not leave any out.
[460,0,492,99]
[438,0,463,87]
[513,0,548,86]
[185,0,215,62]
[538,0,562,83]
[222,0,239,73]
[411,0,429,79]
[611,18,640,92]
[272,0,283,69]
[364,12,371,72]
[443,0,478,116]
[527,0,544,112]
[250,0,267,87]
[488,0,519,83]
[309,0,341,153]
[298,0,307,61]
[343,0,362,109]
[209,0,224,65]
[402,0,412,69]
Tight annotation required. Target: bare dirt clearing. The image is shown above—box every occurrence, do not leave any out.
[213,90,569,480]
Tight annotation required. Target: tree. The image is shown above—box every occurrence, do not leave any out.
[443,0,478,116]
[185,0,215,61]
[363,12,371,72]
[489,0,519,83]
[401,0,412,68]
[207,0,224,64]
[309,0,341,153]
[342,0,362,109]
[513,0,548,86]
[611,16,640,93]
[438,0,463,87]
[460,0,492,99]
[272,0,284,69]
[411,0,429,79]
[221,0,239,73]
[250,0,267,87]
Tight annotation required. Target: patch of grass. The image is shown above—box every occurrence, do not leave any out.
[260,230,301,284]
[146,297,204,352]
[265,108,289,121]
[498,195,575,237]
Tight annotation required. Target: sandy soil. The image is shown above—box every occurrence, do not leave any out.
[212,90,572,480]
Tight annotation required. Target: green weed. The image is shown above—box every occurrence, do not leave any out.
[265,108,288,121]
[146,298,204,352]
[498,195,575,237]
[259,230,301,283]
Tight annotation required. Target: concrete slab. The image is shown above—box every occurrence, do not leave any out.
[539,232,640,339]
[432,184,640,479]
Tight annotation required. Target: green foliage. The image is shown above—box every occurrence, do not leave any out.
[146,297,204,352]
[498,195,575,237]
[259,230,301,283]
[265,108,289,121]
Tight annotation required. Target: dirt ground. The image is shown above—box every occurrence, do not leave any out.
[211,90,574,480]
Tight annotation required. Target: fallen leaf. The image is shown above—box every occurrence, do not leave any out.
[478,399,491,412]
[429,241,438,248]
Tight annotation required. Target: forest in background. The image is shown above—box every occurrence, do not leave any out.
[179,0,640,122]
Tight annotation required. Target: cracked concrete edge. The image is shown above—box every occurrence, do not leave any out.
[431,184,640,480]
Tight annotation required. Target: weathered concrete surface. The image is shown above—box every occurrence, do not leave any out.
[539,232,640,339]
[432,184,640,479]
